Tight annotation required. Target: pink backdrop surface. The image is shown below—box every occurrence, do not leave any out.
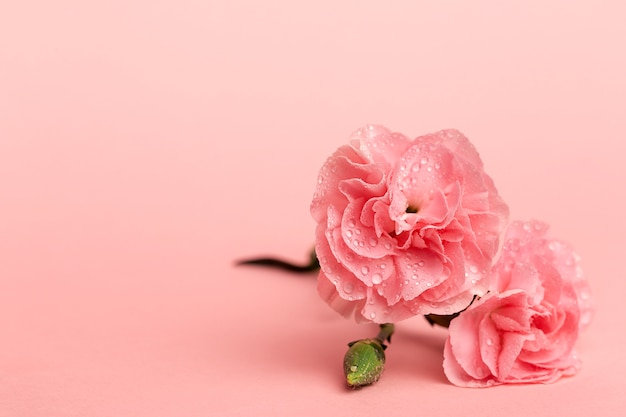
[1,1,625,416]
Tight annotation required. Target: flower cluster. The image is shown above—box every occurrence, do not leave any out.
[311,125,592,387]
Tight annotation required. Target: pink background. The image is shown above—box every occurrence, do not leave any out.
[1,1,625,415]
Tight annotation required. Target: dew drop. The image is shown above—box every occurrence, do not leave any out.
[418,260,425,267]
[350,365,358,372]
[411,274,418,280]
[420,157,428,165]
[372,273,383,284]
[379,263,387,269]
[346,230,353,238]
[434,162,441,170]
[369,312,376,319]
[355,228,362,235]
[348,219,356,228]
[361,266,370,275]
[486,338,493,346]
[384,242,392,250]
[411,164,420,172]
[369,238,378,247]
[343,282,354,294]
[469,265,479,274]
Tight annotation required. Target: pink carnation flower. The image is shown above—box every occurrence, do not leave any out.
[443,220,591,387]
[311,125,509,323]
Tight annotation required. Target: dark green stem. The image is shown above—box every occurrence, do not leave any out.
[424,295,480,328]
[375,323,395,345]
[236,248,319,273]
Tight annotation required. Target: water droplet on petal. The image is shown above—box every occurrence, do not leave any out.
[346,230,353,238]
[486,338,493,346]
[369,238,378,247]
[418,260,425,267]
[344,282,354,294]
[372,273,383,284]
[361,266,370,275]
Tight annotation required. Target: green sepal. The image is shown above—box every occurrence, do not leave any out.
[424,295,480,328]
[424,313,458,328]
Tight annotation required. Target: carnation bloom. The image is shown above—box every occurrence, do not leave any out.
[311,125,509,323]
[443,220,591,387]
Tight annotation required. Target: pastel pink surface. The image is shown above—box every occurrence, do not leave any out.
[1,1,625,416]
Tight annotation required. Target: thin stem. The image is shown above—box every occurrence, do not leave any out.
[236,248,320,273]
[375,323,395,345]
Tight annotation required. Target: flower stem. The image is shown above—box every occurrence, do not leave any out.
[236,248,320,273]
[375,323,395,344]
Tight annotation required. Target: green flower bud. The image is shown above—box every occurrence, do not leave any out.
[343,338,386,387]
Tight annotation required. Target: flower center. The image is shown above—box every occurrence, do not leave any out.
[406,205,419,214]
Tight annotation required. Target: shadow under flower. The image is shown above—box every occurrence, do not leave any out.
[385,320,450,385]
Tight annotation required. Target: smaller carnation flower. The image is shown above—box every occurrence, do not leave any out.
[443,220,592,387]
